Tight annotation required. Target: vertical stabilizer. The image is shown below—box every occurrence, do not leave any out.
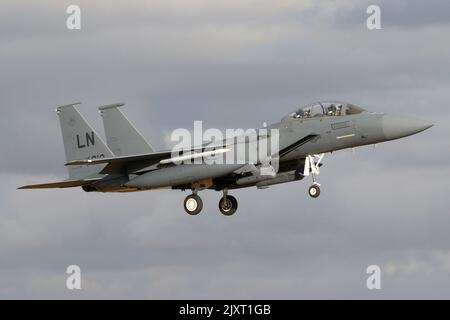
[57,103,113,179]
[99,103,154,156]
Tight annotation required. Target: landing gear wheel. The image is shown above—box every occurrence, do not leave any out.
[184,194,203,215]
[308,185,321,198]
[219,195,238,216]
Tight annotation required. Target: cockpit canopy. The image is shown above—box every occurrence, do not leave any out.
[287,101,365,120]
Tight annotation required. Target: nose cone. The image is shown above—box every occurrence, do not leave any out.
[382,115,433,140]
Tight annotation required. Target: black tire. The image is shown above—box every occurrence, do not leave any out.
[219,195,238,216]
[308,185,321,198]
[184,194,203,215]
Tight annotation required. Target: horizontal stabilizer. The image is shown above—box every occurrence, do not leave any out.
[18,178,100,190]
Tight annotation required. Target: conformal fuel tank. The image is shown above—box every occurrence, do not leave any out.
[125,164,243,189]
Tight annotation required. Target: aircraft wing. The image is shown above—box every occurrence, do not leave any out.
[65,147,230,175]
[65,151,171,174]
[18,178,101,189]
[66,150,172,167]
[65,135,318,175]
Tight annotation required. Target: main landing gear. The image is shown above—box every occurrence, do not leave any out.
[183,189,238,216]
[184,193,203,215]
[218,189,238,216]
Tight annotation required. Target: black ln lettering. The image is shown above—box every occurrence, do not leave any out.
[86,131,95,147]
[77,134,86,149]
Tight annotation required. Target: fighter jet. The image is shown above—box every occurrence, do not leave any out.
[19,101,433,216]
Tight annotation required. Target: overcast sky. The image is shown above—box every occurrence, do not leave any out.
[1,0,450,299]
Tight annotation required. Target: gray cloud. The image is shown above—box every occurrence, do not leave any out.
[1,0,450,299]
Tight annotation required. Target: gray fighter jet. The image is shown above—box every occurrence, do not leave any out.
[19,101,433,216]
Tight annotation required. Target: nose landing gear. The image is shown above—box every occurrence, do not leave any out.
[308,184,321,198]
[304,154,324,199]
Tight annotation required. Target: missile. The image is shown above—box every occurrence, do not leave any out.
[160,148,230,165]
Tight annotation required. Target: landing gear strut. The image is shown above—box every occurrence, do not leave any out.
[219,189,238,216]
[308,168,321,198]
[304,154,324,199]
[184,193,203,215]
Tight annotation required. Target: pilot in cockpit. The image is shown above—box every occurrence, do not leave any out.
[327,104,336,116]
